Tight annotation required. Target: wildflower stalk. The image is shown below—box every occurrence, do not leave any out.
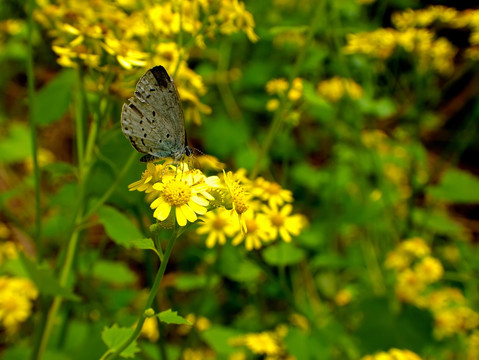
[103,229,179,360]
[26,0,42,261]
[250,3,323,179]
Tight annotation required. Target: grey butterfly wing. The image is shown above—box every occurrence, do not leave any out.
[121,65,186,161]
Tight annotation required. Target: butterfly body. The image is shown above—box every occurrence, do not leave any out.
[121,66,190,162]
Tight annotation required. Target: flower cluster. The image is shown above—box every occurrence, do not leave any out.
[344,6,479,75]
[386,237,479,340]
[317,76,363,102]
[0,276,38,334]
[265,77,304,126]
[129,162,307,251]
[361,348,422,360]
[229,325,289,359]
[34,0,257,124]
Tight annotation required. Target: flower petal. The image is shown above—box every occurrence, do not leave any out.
[206,232,216,248]
[192,195,209,206]
[150,197,165,209]
[188,200,207,214]
[180,204,197,223]
[153,202,171,221]
[176,207,187,226]
[279,227,292,242]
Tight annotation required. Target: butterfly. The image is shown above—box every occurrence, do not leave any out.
[121,65,192,163]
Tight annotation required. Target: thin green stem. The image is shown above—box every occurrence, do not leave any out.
[250,3,322,179]
[26,0,42,261]
[103,230,178,360]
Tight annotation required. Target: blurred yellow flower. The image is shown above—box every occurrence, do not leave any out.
[335,288,353,306]
[262,203,306,242]
[197,208,238,248]
[266,78,289,95]
[361,348,422,360]
[252,177,293,208]
[0,276,38,333]
[414,256,444,284]
[317,76,363,102]
[140,317,159,342]
[232,210,273,250]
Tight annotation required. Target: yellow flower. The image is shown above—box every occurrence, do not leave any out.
[223,170,250,232]
[129,162,168,193]
[335,288,353,306]
[265,78,289,95]
[261,203,306,242]
[395,269,426,303]
[140,317,159,342]
[287,77,303,101]
[360,348,422,360]
[197,208,239,248]
[398,237,430,258]
[252,177,293,208]
[150,168,211,227]
[317,76,363,102]
[0,241,17,265]
[232,210,273,250]
[414,256,444,284]
[0,276,37,333]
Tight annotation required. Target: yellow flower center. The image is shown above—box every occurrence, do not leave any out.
[267,182,281,194]
[271,214,284,227]
[245,218,258,233]
[162,180,192,207]
[232,184,249,214]
[213,217,227,230]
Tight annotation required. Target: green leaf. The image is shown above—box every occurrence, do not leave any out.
[101,324,139,358]
[218,245,263,282]
[130,238,159,257]
[157,309,191,325]
[97,205,143,248]
[19,253,79,300]
[201,325,242,356]
[413,208,468,239]
[262,242,305,266]
[428,168,479,203]
[34,69,75,126]
[0,123,31,163]
[91,260,137,286]
[175,273,219,291]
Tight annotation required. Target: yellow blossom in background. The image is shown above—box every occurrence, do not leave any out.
[288,78,303,101]
[140,317,159,342]
[395,268,426,303]
[223,170,250,233]
[468,331,479,360]
[266,78,289,95]
[232,209,273,250]
[262,203,306,242]
[335,288,353,306]
[361,348,422,360]
[230,327,288,357]
[317,76,363,102]
[398,237,430,258]
[178,313,212,336]
[414,256,444,284]
[0,241,17,265]
[252,177,293,208]
[197,208,239,248]
[0,276,38,334]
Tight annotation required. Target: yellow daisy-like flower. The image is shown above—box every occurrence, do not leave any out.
[197,208,239,248]
[232,210,273,250]
[128,162,167,193]
[0,276,37,333]
[150,171,211,227]
[222,170,250,233]
[252,177,293,208]
[261,203,306,242]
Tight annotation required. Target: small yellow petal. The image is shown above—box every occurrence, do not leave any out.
[176,207,187,226]
[192,195,209,206]
[279,227,292,242]
[188,200,207,214]
[180,205,197,223]
[154,202,171,221]
[150,197,165,209]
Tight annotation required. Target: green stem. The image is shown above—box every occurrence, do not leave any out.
[250,3,322,179]
[26,0,42,261]
[103,230,178,360]
[33,228,81,360]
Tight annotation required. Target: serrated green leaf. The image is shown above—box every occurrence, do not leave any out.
[19,253,79,300]
[427,168,479,203]
[157,309,191,325]
[262,242,305,266]
[34,69,75,126]
[97,205,143,248]
[101,324,139,358]
[91,260,137,286]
